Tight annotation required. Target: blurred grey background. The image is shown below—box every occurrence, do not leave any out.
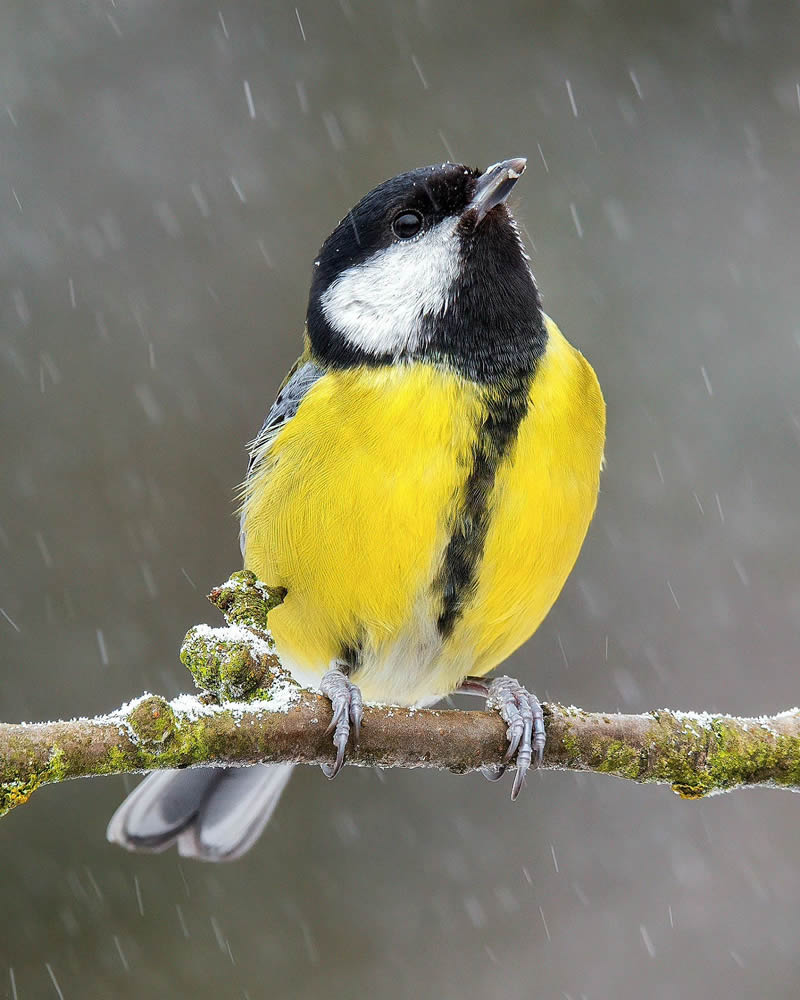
[2,1,800,997]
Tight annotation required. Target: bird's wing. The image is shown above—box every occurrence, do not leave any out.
[239,357,325,556]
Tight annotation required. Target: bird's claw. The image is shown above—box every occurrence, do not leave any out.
[480,764,506,782]
[319,667,363,780]
[485,675,545,800]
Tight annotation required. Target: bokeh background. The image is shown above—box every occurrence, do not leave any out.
[2,1,800,997]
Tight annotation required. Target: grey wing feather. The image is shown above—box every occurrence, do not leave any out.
[106,767,223,853]
[240,360,324,556]
[107,363,320,862]
[176,763,295,861]
[106,763,295,862]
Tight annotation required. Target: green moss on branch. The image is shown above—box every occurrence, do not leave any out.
[207,569,285,631]
[546,705,800,797]
[2,572,799,820]
[3,697,800,820]
[179,570,295,702]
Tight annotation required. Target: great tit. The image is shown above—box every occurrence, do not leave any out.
[108,158,606,861]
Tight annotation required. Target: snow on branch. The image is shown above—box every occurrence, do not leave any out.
[2,572,799,818]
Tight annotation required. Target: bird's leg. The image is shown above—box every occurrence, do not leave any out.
[457,675,546,800]
[319,664,363,780]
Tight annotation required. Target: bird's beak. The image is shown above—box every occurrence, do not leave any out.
[466,157,527,225]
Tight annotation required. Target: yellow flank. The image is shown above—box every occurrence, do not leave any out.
[242,315,605,705]
[242,363,485,694]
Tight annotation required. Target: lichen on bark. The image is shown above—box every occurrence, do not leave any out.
[207,569,285,631]
[179,570,295,702]
[2,572,800,820]
[548,704,800,798]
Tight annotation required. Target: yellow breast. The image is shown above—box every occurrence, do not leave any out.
[242,317,605,704]
[241,362,484,694]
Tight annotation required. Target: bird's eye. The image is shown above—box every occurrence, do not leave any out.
[391,210,423,239]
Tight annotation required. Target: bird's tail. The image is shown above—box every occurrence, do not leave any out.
[106,763,294,862]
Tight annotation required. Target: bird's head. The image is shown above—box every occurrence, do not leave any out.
[306,159,546,383]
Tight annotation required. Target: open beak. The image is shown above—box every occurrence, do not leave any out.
[466,157,527,225]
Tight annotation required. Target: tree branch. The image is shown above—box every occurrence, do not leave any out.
[2,572,799,818]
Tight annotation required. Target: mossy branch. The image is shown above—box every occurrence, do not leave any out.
[2,572,800,818]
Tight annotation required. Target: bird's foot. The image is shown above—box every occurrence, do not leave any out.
[459,675,545,800]
[319,667,363,779]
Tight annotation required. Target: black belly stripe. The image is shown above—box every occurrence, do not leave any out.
[338,639,362,675]
[435,373,533,639]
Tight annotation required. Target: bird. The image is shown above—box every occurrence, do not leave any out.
[107,157,606,861]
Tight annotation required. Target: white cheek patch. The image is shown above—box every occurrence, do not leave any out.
[320,217,460,356]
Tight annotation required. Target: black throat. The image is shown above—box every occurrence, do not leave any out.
[426,212,547,383]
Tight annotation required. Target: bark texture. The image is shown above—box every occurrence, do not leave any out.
[2,572,799,817]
